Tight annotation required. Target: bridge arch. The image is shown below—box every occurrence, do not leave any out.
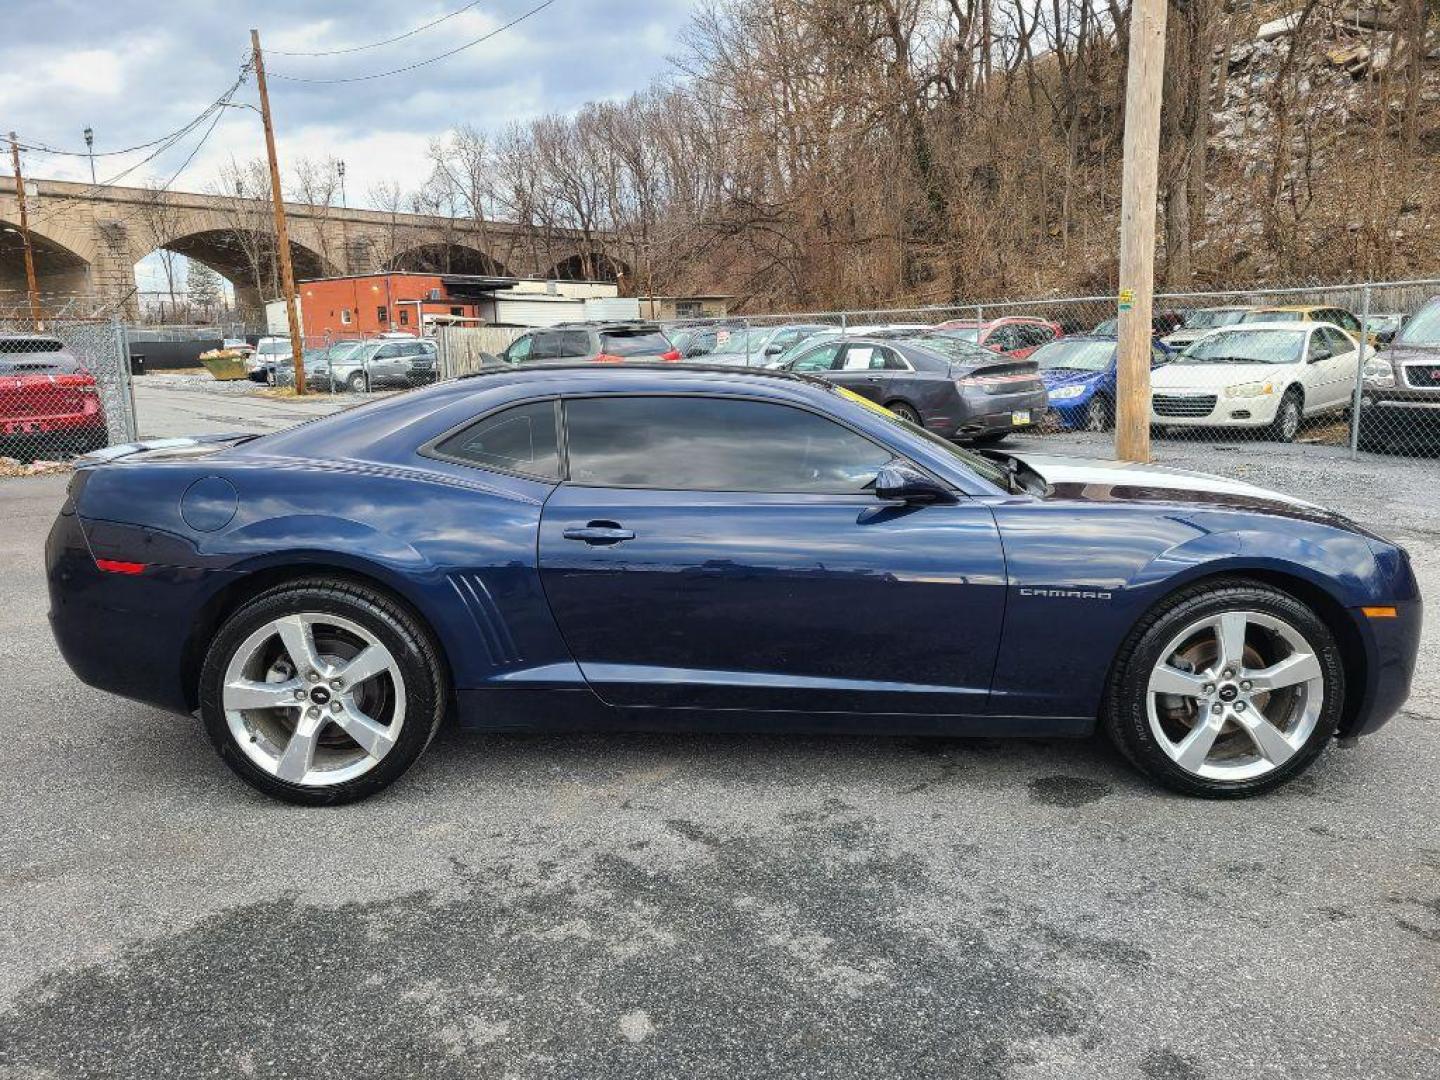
[387,242,510,277]
[137,228,335,317]
[543,251,630,285]
[0,218,92,310]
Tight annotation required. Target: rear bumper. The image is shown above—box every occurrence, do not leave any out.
[46,510,229,715]
[953,388,1049,438]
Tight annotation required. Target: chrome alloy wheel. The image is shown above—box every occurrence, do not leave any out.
[1145,610,1324,782]
[222,613,406,787]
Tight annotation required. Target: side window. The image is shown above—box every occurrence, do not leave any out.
[559,331,591,358]
[1334,310,1360,332]
[1307,330,1331,361]
[986,326,1016,351]
[434,400,560,479]
[840,344,880,370]
[881,347,910,371]
[531,332,563,361]
[564,397,894,494]
[790,342,842,372]
[1323,327,1353,354]
[505,335,534,365]
[375,343,404,359]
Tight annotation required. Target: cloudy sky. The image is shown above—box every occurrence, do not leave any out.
[1,0,695,291]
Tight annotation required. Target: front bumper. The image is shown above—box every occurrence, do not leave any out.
[1150,391,1280,428]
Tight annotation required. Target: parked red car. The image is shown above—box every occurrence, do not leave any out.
[0,335,108,456]
[933,316,1065,360]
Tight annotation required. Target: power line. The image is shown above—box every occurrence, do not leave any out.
[269,0,555,83]
[28,65,252,225]
[269,0,484,56]
[12,61,252,159]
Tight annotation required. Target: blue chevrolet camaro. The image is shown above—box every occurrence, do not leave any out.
[46,365,1421,804]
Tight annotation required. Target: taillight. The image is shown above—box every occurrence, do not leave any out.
[660,350,682,362]
[95,558,146,575]
[594,353,624,363]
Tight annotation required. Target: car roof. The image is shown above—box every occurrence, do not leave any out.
[1249,304,1328,313]
[1204,321,1321,332]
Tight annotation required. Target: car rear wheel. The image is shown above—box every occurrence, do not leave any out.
[1268,389,1303,443]
[1102,579,1344,797]
[1084,395,1114,432]
[886,401,922,425]
[199,580,445,805]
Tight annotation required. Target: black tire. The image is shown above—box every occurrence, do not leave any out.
[346,371,369,394]
[1102,578,1345,798]
[1268,388,1303,443]
[198,579,445,806]
[886,401,922,425]
[1083,394,1114,432]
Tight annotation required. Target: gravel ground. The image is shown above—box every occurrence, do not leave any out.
[0,434,1436,1080]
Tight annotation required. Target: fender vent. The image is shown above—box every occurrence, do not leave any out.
[447,572,522,666]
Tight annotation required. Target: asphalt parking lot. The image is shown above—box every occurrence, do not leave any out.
[1,431,1436,1079]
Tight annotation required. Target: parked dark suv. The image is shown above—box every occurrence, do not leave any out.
[1359,297,1440,452]
[779,333,1048,443]
[500,322,680,365]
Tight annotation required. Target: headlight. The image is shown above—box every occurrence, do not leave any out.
[1224,380,1274,398]
[1048,384,1088,401]
[1363,359,1395,387]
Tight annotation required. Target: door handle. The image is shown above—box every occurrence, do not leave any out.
[563,522,635,544]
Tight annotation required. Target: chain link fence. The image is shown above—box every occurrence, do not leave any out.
[644,278,1440,459]
[1,315,136,469]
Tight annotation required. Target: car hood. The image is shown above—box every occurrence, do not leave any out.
[1152,361,1287,389]
[993,450,1352,522]
[1384,342,1440,364]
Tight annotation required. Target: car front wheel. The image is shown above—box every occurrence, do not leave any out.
[1103,578,1344,797]
[1268,389,1303,443]
[346,371,368,394]
[1084,395,1114,432]
[199,579,445,805]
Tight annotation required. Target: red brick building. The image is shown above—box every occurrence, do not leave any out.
[297,272,517,341]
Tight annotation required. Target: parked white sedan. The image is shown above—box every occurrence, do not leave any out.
[1150,322,1361,441]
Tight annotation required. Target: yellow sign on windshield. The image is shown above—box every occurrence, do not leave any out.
[834,384,900,420]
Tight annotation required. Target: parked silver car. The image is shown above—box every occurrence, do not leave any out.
[308,337,438,392]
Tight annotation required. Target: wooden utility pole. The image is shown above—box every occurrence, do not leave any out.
[250,29,307,395]
[8,133,44,330]
[1114,0,1168,463]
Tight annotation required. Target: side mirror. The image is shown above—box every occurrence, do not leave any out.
[874,463,952,504]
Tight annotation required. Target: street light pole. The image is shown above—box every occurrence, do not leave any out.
[337,159,350,275]
[83,126,96,186]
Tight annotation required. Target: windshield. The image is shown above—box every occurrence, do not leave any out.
[1396,302,1440,345]
[322,342,365,362]
[1242,309,1303,323]
[770,333,836,367]
[1183,309,1247,330]
[256,340,291,356]
[902,335,993,364]
[600,330,671,357]
[1180,329,1305,365]
[712,329,769,355]
[1032,339,1114,372]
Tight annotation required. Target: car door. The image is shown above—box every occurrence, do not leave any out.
[825,342,893,403]
[537,394,1008,716]
[1316,326,1358,410]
